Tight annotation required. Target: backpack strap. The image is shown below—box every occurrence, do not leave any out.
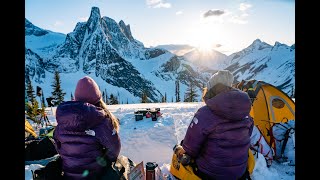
[280,127,293,159]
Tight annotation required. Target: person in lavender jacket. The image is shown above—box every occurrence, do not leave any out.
[175,70,254,180]
[53,76,120,179]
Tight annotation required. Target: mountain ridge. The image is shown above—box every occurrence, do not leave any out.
[25,6,295,103]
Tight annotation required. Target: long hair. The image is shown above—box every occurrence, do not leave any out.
[95,99,120,133]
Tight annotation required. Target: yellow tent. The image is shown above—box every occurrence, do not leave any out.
[234,80,295,150]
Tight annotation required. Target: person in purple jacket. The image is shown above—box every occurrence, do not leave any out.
[53,76,121,179]
[174,70,254,180]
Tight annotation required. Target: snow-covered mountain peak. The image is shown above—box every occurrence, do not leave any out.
[25,18,49,36]
[119,20,134,41]
[274,41,288,48]
[247,39,272,51]
[87,6,101,33]
[252,38,262,45]
[89,6,101,21]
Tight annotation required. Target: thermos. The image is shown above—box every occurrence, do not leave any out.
[146,162,158,180]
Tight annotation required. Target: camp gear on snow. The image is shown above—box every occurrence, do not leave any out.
[146,111,151,118]
[146,162,158,180]
[234,80,295,155]
[271,119,295,165]
[135,113,144,121]
[54,100,121,179]
[75,76,102,104]
[151,111,157,121]
[250,125,274,167]
[134,108,161,121]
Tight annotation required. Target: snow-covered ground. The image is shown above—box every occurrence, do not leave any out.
[25,102,295,180]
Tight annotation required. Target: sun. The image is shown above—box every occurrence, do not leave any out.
[188,22,223,53]
[196,40,214,53]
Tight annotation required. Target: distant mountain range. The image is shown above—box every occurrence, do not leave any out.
[25,6,295,104]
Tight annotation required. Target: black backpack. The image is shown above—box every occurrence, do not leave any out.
[25,136,58,161]
[32,155,63,180]
[25,136,63,180]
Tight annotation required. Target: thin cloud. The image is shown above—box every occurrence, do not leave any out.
[203,9,225,18]
[176,11,183,15]
[228,3,252,24]
[229,15,248,24]
[54,21,63,26]
[146,0,171,8]
[239,3,252,11]
[79,17,88,21]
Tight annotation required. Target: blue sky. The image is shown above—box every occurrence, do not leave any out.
[25,0,295,54]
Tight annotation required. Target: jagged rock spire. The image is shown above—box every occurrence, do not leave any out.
[87,7,101,33]
[119,20,134,41]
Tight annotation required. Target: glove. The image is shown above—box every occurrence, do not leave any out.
[173,145,185,157]
[180,154,191,166]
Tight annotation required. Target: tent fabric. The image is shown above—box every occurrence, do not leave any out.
[25,119,37,138]
[234,80,295,150]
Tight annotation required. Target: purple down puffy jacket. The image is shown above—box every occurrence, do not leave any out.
[182,88,254,180]
[53,101,121,179]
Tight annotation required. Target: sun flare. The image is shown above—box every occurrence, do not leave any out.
[196,40,214,53]
[188,22,223,53]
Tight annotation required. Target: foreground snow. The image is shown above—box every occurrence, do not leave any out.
[25,102,295,180]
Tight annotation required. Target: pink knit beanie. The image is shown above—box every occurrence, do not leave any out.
[74,76,102,104]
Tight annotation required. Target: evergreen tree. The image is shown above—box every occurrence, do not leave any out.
[105,89,109,104]
[102,91,105,102]
[50,70,66,106]
[184,80,199,102]
[127,98,129,104]
[161,95,165,103]
[109,93,119,104]
[25,76,41,123]
[25,99,40,124]
[175,80,180,102]
[41,93,46,107]
[141,90,148,103]
[165,92,167,102]
[172,96,173,102]
[117,91,120,105]
[26,76,36,103]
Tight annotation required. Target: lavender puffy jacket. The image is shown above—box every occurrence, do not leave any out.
[53,101,121,179]
[182,88,254,180]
